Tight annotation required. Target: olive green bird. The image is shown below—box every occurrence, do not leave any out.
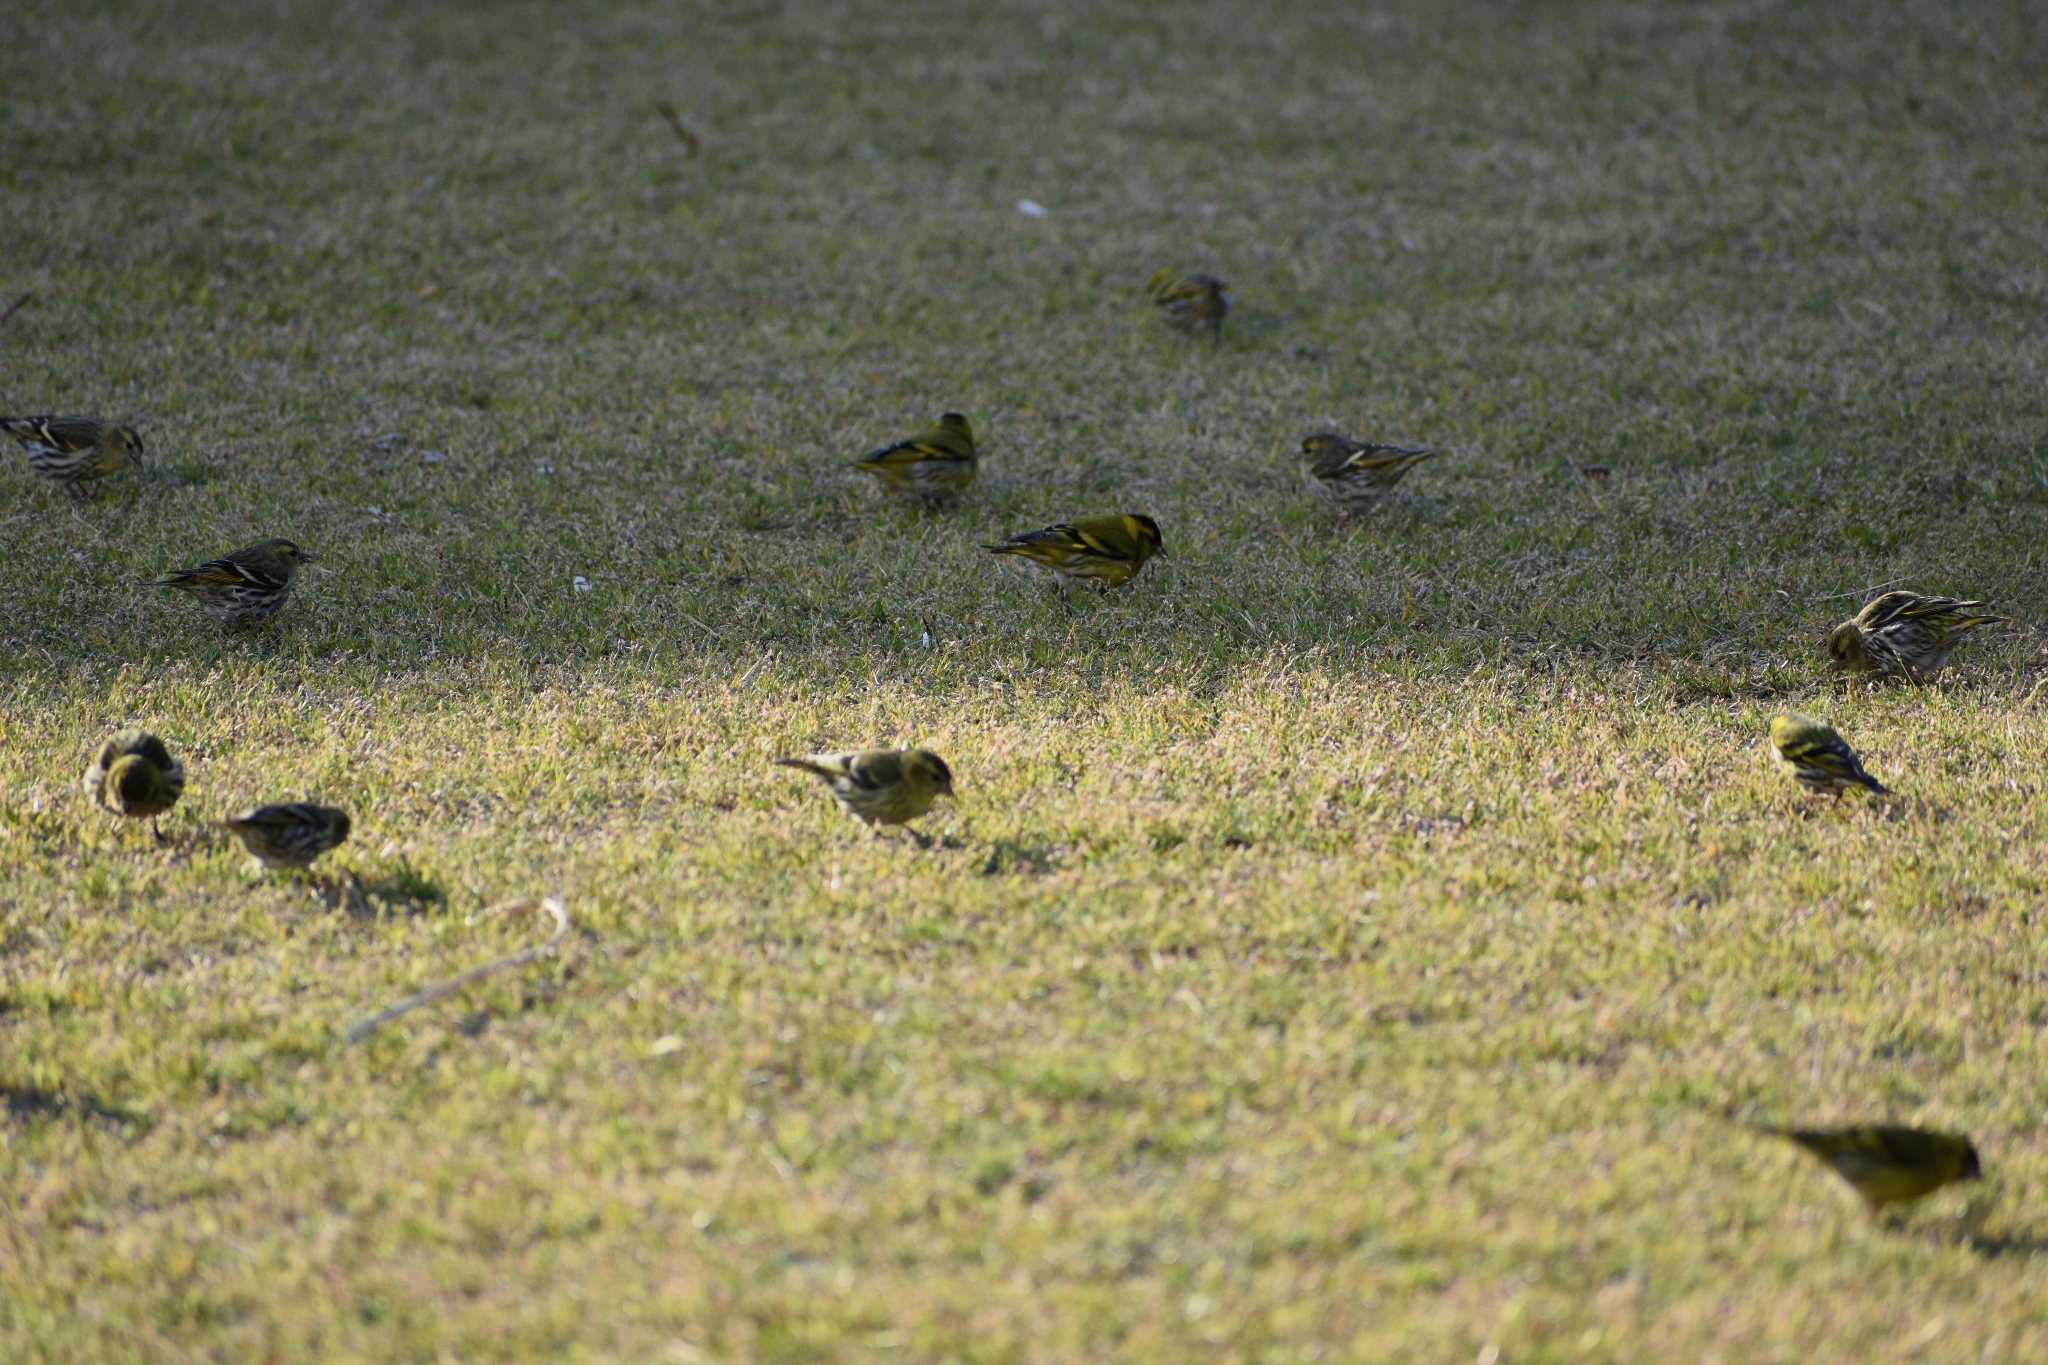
[1146,269,1229,340]
[850,411,978,507]
[985,513,1166,589]
[2,416,144,499]
[1769,712,1888,800]
[776,748,955,836]
[223,802,352,870]
[81,728,185,840]
[1827,590,2005,682]
[146,538,312,628]
[1297,432,1440,512]
[1757,1124,1982,1213]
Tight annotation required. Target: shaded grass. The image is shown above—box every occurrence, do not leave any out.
[5,0,2048,1359]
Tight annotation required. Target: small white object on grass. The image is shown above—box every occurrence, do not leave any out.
[1016,199,1048,217]
[573,576,591,594]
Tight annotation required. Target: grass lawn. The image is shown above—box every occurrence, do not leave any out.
[5,0,2048,1358]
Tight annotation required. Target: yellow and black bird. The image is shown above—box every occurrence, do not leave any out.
[2,416,144,498]
[81,728,184,840]
[985,513,1165,590]
[849,411,978,507]
[223,802,352,870]
[1297,433,1440,512]
[1827,590,2005,682]
[776,748,955,836]
[1757,1123,1982,1213]
[1146,269,1229,340]
[1769,712,1888,800]
[147,538,312,629]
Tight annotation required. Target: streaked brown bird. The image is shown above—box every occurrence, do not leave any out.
[223,803,352,870]
[147,538,311,628]
[1827,590,2005,682]
[1297,433,1440,512]
[81,728,185,840]
[776,748,955,836]
[1757,1124,1982,1213]
[985,513,1166,589]
[850,411,978,507]
[1146,269,1229,340]
[2,416,144,498]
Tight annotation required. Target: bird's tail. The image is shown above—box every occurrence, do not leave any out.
[774,757,834,779]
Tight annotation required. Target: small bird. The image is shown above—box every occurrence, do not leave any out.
[1757,1124,1982,1213]
[222,803,352,870]
[1827,590,2005,682]
[1297,433,1441,512]
[1,416,144,498]
[1146,269,1229,340]
[81,728,185,839]
[776,748,955,836]
[1769,712,1889,800]
[850,411,978,507]
[147,538,312,628]
[985,513,1166,590]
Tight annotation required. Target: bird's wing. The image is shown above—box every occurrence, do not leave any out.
[846,751,904,789]
[3,417,101,451]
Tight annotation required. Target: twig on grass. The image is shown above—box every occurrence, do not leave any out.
[653,101,703,156]
[345,895,571,1044]
[0,293,32,329]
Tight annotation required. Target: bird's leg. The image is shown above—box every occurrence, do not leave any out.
[152,817,167,844]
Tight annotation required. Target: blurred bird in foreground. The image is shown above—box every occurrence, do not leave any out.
[776,748,954,838]
[1827,590,2004,682]
[81,728,184,840]
[147,538,311,628]
[1756,1124,1982,1213]
[1297,433,1440,512]
[2,416,144,498]
[223,803,352,870]
[986,513,1165,589]
[1770,712,1888,800]
[1146,269,1228,340]
[850,411,978,507]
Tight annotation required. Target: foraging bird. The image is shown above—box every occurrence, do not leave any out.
[775,748,955,834]
[850,411,978,507]
[1297,433,1440,512]
[147,538,311,628]
[2,416,144,498]
[1757,1124,1982,1213]
[985,513,1166,590]
[81,728,184,839]
[222,803,352,870]
[1146,269,1229,340]
[1827,590,2005,682]
[1769,712,1888,800]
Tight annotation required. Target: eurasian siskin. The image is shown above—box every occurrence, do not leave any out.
[223,802,352,870]
[2,416,144,498]
[147,538,312,629]
[850,412,977,507]
[985,513,1165,589]
[1297,432,1440,512]
[81,728,184,839]
[1769,712,1888,800]
[1757,1124,1982,1213]
[1146,269,1228,340]
[776,748,954,834]
[1827,590,2004,682]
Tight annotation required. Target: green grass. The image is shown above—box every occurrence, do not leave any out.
[6,0,2048,1358]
